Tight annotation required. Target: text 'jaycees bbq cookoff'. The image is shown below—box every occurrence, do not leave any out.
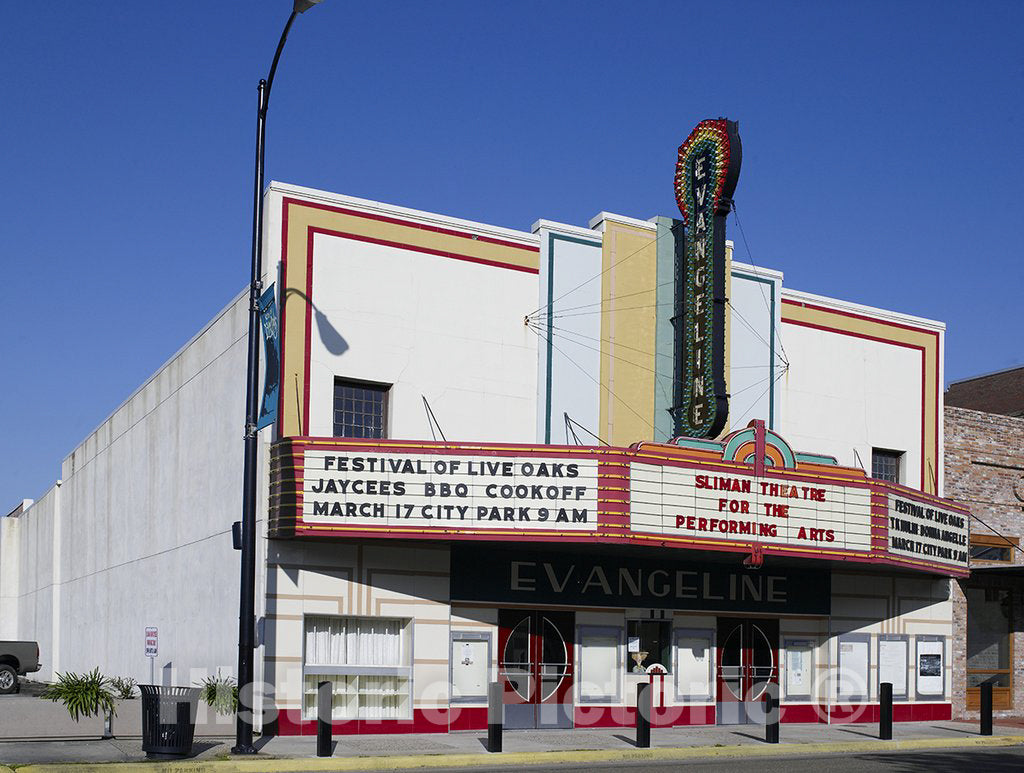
[307,454,593,522]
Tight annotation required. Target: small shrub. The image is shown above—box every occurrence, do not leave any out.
[109,676,137,699]
[43,669,117,721]
[197,675,238,716]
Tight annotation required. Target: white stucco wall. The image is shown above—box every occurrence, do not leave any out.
[302,227,538,443]
[533,221,603,445]
[777,290,943,490]
[0,515,19,639]
[729,261,785,432]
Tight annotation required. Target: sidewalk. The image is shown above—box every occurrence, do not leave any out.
[1,721,1023,772]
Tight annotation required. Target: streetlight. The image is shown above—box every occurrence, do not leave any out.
[234,0,324,756]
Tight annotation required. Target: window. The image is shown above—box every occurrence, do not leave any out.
[970,534,1018,563]
[302,616,411,719]
[626,620,671,673]
[871,448,903,483]
[333,379,389,439]
[578,626,623,702]
[966,588,1013,710]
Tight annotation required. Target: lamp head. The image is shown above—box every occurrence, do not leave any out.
[294,0,323,12]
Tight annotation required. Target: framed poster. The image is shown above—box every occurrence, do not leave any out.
[784,639,814,700]
[674,628,714,702]
[878,635,909,699]
[915,636,945,699]
[837,633,870,702]
[449,632,491,703]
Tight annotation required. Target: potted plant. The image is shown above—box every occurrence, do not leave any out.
[43,669,118,738]
[110,676,138,699]
[196,674,238,716]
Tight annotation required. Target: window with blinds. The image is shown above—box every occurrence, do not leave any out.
[302,616,411,720]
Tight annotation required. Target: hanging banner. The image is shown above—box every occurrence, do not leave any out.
[256,284,280,431]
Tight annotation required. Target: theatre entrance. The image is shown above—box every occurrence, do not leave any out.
[497,609,574,729]
[716,617,779,724]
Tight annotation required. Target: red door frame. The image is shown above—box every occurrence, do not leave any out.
[716,617,779,723]
[497,609,574,727]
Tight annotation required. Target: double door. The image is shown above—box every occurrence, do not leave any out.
[716,617,779,724]
[497,609,574,729]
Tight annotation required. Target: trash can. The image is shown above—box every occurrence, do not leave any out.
[139,685,202,759]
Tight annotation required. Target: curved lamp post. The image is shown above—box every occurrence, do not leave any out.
[234,0,324,755]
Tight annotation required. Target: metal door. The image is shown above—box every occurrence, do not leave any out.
[497,609,574,728]
[716,617,778,724]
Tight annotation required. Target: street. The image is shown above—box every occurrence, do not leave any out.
[347,745,1024,773]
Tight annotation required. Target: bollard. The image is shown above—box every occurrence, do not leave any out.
[102,710,114,740]
[879,682,893,740]
[316,681,332,757]
[487,682,503,753]
[636,683,651,748]
[765,682,779,744]
[980,682,993,736]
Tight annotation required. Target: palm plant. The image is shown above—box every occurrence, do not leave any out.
[43,669,117,722]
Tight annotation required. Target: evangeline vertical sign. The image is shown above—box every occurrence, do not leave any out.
[256,285,280,431]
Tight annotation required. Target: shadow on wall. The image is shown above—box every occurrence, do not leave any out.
[285,288,348,356]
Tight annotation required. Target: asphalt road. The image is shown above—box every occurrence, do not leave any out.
[315,745,1024,773]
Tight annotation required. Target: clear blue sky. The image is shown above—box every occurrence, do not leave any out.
[3,1,1022,506]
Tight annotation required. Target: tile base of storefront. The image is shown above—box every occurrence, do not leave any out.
[829,703,952,723]
[270,703,952,735]
[271,709,451,736]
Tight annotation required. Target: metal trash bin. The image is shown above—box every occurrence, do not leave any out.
[139,685,202,759]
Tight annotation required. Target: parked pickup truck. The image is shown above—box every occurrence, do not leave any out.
[0,641,40,693]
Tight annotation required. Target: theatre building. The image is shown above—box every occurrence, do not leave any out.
[0,127,970,734]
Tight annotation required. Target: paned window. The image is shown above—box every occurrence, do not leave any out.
[333,379,388,439]
[626,620,671,674]
[302,616,410,720]
[970,534,1018,564]
[871,448,902,483]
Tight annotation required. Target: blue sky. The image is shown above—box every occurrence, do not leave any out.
[3,1,1022,506]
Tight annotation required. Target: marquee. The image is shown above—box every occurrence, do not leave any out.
[269,421,969,576]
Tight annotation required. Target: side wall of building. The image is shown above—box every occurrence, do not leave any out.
[0,292,258,685]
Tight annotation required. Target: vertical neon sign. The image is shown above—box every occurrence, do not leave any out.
[672,119,742,438]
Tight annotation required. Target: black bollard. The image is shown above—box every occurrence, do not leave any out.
[980,682,993,736]
[879,682,893,740]
[765,682,779,743]
[487,682,503,753]
[316,681,332,757]
[636,683,651,748]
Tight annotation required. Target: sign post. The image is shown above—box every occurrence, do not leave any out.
[145,627,158,684]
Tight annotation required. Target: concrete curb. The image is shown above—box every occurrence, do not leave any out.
[8,734,1024,773]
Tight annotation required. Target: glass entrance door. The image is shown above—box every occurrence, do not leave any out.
[716,617,779,724]
[498,609,574,729]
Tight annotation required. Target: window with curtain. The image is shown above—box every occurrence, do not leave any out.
[302,616,410,720]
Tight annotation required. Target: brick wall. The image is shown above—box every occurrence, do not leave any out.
[945,406,1024,717]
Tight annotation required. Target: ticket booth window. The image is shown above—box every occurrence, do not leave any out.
[626,620,671,673]
[966,588,1013,710]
